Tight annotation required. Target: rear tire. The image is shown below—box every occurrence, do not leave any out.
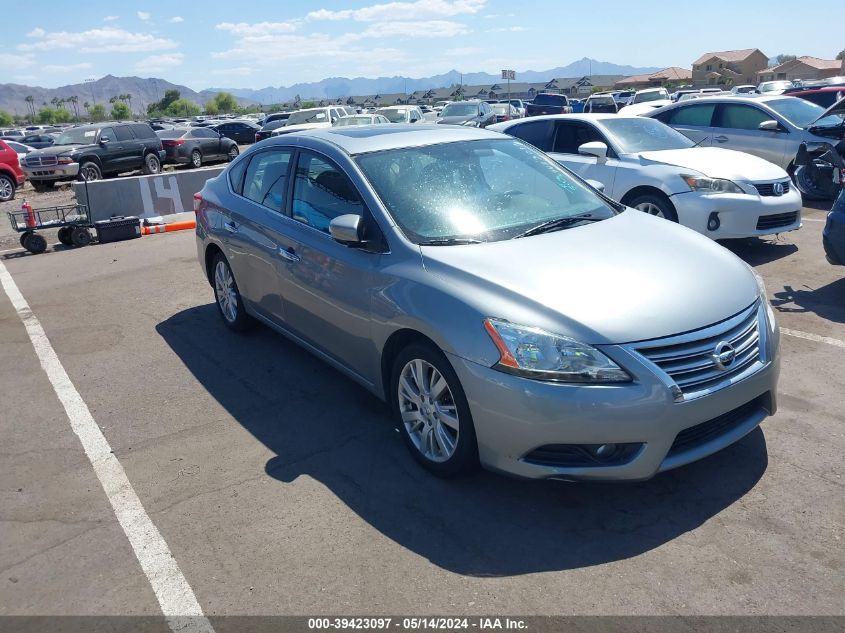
[190,150,202,168]
[142,153,161,175]
[24,233,47,254]
[228,146,239,162]
[0,174,15,202]
[212,253,251,331]
[391,342,479,478]
[71,227,92,247]
[57,226,73,245]
[628,193,679,222]
[20,231,33,247]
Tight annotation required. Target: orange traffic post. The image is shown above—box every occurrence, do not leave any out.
[141,220,196,236]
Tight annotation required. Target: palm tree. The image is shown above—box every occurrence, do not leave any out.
[50,96,61,109]
[24,95,35,120]
[67,95,79,120]
[124,93,133,116]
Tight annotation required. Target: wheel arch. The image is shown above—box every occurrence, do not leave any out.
[380,328,441,402]
[620,185,677,211]
[204,242,224,286]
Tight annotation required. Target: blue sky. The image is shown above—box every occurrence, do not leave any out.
[2,0,842,90]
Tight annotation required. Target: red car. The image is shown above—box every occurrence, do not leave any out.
[0,140,25,202]
[784,86,845,109]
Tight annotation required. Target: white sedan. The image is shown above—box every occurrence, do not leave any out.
[490,114,802,239]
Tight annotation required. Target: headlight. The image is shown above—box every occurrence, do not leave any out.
[483,318,631,383]
[57,156,74,164]
[681,174,744,194]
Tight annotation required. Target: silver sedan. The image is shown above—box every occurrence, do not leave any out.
[194,125,780,481]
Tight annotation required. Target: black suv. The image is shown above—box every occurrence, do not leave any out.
[525,93,572,117]
[22,122,166,191]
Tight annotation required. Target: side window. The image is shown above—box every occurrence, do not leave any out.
[243,149,293,212]
[718,105,773,130]
[114,126,134,141]
[292,152,364,233]
[99,127,115,142]
[228,157,248,195]
[667,104,716,127]
[130,123,156,139]
[552,122,605,154]
[505,120,555,152]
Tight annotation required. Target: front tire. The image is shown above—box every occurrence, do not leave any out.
[212,253,251,331]
[391,342,478,478]
[0,174,16,201]
[794,164,836,201]
[57,226,73,245]
[78,162,102,182]
[628,193,679,222]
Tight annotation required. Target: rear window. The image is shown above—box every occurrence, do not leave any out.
[533,94,567,106]
[158,129,187,139]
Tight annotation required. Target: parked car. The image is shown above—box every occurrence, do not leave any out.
[157,127,239,167]
[646,95,845,198]
[823,183,845,265]
[255,119,289,143]
[490,102,521,123]
[195,124,780,480]
[525,93,571,117]
[436,100,497,127]
[612,91,634,106]
[0,140,26,202]
[626,88,671,106]
[374,106,425,124]
[2,140,35,163]
[784,86,845,109]
[333,114,391,126]
[583,94,618,114]
[758,80,794,96]
[570,99,584,113]
[491,114,801,239]
[432,101,451,113]
[214,120,261,144]
[21,122,165,190]
[504,99,526,117]
[19,134,56,149]
[272,107,356,136]
[732,85,759,95]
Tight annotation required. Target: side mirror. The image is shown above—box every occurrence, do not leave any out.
[578,141,608,160]
[99,136,110,144]
[585,179,606,193]
[329,214,365,245]
[758,120,779,131]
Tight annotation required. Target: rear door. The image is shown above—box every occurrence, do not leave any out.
[113,125,141,171]
[654,102,717,146]
[194,128,223,158]
[711,103,788,166]
[549,120,619,195]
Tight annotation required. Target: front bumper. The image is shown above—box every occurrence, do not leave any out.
[447,310,780,481]
[670,187,802,239]
[22,162,80,181]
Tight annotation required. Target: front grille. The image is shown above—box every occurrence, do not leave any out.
[756,211,799,231]
[667,396,764,457]
[633,302,763,398]
[753,181,790,196]
[25,155,58,167]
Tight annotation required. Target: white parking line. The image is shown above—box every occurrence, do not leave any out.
[781,327,845,348]
[0,259,215,633]
[802,217,826,223]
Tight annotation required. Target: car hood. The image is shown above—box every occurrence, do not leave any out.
[419,210,758,345]
[26,143,87,156]
[437,115,474,125]
[634,147,787,181]
[809,95,845,126]
[276,122,332,134]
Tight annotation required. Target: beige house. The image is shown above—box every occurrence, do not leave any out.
[692,48,769,87]
[757,56,842,83]
[614,67,693,90]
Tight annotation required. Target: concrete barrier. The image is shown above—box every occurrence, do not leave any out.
[73,166,224,223]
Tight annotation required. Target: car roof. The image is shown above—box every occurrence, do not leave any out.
[263,124,504,155]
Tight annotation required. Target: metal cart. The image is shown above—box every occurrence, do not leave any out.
[7,203,93,254]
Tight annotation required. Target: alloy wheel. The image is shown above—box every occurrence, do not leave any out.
[635,202,666,218]
[214,260,239,323]
[397,359,460,463]
[0,177,13,201]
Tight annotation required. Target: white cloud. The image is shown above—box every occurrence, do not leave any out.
[43,63,94,73]
[135,53,185,72]
[137,11,151,20]
[19,27,177,53]
[103,15,119,22]
[485,26,526,33]
[168,16,184,23]
[361,20,468,38]
[307,0,485,22]
[215,21,298,37]
[0,52,36,68]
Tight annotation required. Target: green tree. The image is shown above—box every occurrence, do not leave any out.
[54,108,73,123]
[0,110,13,126]
[111,101,131,119]
[165,98,201,117]
[776,54,797,65]
[24,95,36,120]
[88,104,107,122]
[204,100,219,116]
[148,89,181,115]
[837,50,844,61]
[36,107,57,124]
[211,91,238,113]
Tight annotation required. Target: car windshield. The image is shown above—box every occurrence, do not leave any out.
[376,109,409,123]
[335,116,375,127]
[355,139,616,244]
[441,103,479,117]
[533,94,565,105]
[759,81,792,92]
[491,104,510,114]
[589,96,615,105]
[287,109,328,125]
[52,127,98,145]
[767,97,843,128]
[602,117,694,152]
[634,90,668,103]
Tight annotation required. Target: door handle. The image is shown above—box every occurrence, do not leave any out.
[278,246,300,263]
[224,221,239,234]
[714,135,729,143]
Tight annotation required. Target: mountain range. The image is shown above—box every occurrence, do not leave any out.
[0,58,661,115]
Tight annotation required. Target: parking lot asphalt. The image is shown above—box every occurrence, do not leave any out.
[0,204,842,617]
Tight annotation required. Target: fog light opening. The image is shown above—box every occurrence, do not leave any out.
[707,212,721,231]
[593,443,617,458]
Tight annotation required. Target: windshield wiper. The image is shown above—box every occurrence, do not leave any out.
[515,214,599,238]
[418,237,483,246]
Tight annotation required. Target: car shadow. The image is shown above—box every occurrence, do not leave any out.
[771,278,845,324]
[719,237,798,266]
[156,304,769,577]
